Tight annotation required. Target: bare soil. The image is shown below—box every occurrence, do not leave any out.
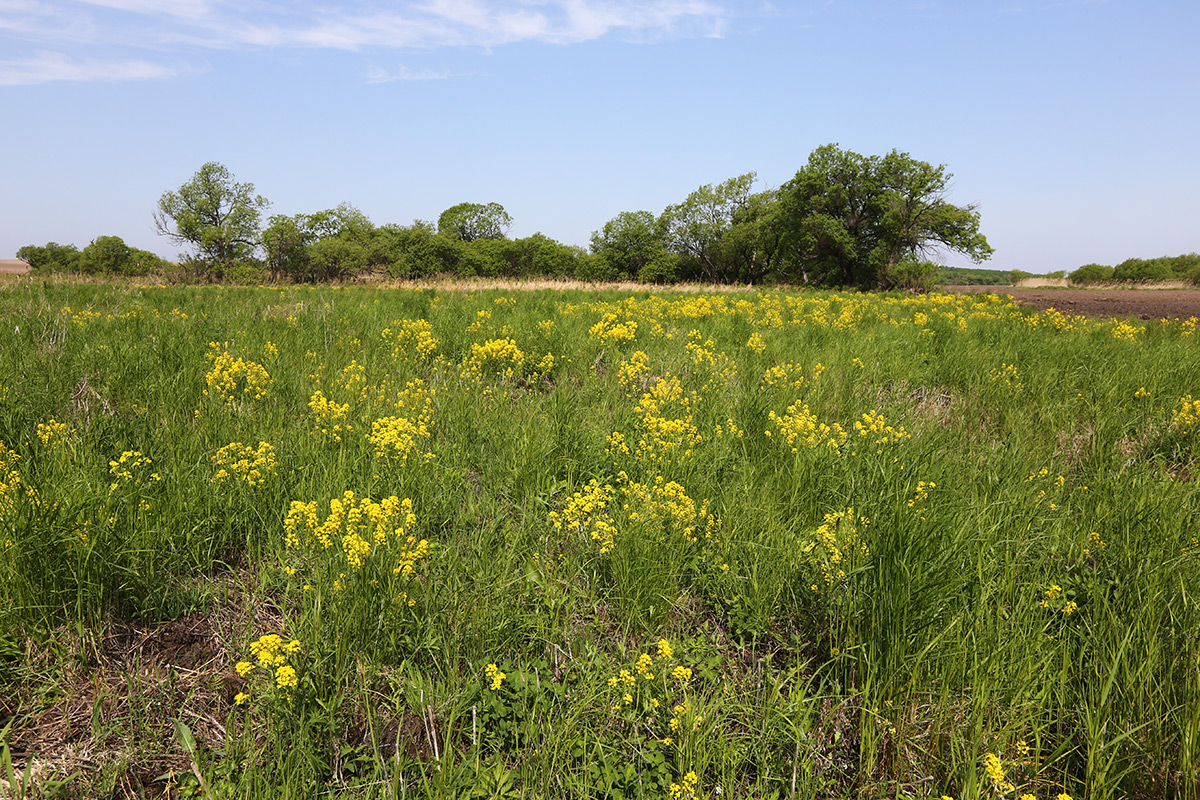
[0,259,31,274]
[948,286,1200,321]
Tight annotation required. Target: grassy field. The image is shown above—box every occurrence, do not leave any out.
[1,281,1199,799]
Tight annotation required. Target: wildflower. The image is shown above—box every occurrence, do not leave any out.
[275,665,298,688]
[234,692,250,705]
[983,753,1014,793]
[485,663,506,690]
[656,639,673,661]
[235,661,256,676]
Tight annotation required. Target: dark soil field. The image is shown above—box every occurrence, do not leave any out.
[948,286,1200,320]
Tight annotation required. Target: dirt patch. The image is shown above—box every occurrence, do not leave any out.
[948,286,1200,321]
[0,259,31,275]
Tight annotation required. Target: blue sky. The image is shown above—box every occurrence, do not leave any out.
[2,0,1196,273]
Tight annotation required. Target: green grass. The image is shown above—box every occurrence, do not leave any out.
[0,281,1198,799]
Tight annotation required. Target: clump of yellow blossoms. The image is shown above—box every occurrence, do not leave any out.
[989,363,1023,392]
[746,332,766,353]
[854,410,909,447]
[366,379,436,463]
[983,752,1015,793]
[308,390,352,441]
[616,351,651,396]
[36,419,74,446]
[212,441,277,487]
[381,318,438,361]
[485,663,506,690]
[611,375,702,465]
[589,312,638,344]
[234,634,302,705]
[767,402,847,452]
[108,451,161,492]
[283,492,429,605]
[461,337,525,382]
[623,475,718,546]
[1171,394,1200,432]
[668,770,698,800]
[549,479,618,553]
[0,441,25,518]
[203,342,272,406]
[801,509,869,590]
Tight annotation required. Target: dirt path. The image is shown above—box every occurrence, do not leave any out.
[948,286,1200,320]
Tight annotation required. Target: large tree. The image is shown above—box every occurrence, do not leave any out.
[776,144,993,288]
[590,210,675,282]
[155,162,269,277]
[436,202,512,242]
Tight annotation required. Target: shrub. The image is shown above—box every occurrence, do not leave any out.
[1069,263,1114,285]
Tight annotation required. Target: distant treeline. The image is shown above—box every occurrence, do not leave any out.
[16,145,1001,290]
[1068,254,1200,285]
[937,266,1013,286]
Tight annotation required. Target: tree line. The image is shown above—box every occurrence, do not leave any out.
[1068,254,1200,285]
[18,145,996,289]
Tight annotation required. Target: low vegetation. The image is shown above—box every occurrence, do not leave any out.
[1,281,1198,798]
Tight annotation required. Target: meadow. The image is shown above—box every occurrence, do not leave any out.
[1,280,1198,799]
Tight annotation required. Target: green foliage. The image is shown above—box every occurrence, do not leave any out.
[437,201,513,242]
[15,242,80,273]
[1010,268,1034,283]
[155,162,270,279]
[660,173,779,284]
[1070,263,1115,284]
[938,266,1012,285]
[590,210,672,282]
[776,144,993,288]
[887,257,943,292]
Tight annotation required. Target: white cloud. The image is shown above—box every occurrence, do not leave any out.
[365,63,458,82]
[0,1,735,82]
[0,51,179,85]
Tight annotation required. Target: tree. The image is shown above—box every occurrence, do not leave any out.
[437,202,512,242]
[16,242,80,273]
[776,144,993,288]
[660,173,758,283]
[590,210,675,283]
[155,162,269,277]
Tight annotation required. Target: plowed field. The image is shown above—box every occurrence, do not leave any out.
[949,286,1200,320]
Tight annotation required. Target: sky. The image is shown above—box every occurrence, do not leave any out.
[1,0,1197,273]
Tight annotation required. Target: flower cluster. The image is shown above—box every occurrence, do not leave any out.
[1171,394,1200,432]
[907,481,936,519]
[108,451,161,492]
[613,375,702,465]
[308,390,352,441]
[234,634,302,705]
[616,351,651,397]
[35,419,74,446]
[461,338,526,382]
[853,410,910,449]
[203,343,272,406]
[623,475,718,546]
[381,318,439,361]
[767,402,847,452]
[801,509,869,590]
[485,662,506,690]
[548,480,618,553]
[211,441,277,487]
[989,363,1023,392]
[589,312,638,344]
[367,379,436,463]
[283,492,428,604]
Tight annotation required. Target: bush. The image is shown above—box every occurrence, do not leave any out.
[1069,264,1114,285]
[1113,257,1173,283]
[886,258,942,293]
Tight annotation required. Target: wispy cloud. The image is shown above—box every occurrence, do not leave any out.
[365,63,459,83]
[0,0,735,84]
[0,51,181,85]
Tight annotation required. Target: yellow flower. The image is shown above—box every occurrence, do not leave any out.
[275,665,298,688]
[235,661,256,676]
[485,663,506,690]
[234,692,250,705]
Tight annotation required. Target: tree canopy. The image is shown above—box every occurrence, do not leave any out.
[437,202,513,242]
[775,144,993,288]
[155,162,270,277]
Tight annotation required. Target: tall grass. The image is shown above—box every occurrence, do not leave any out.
[0,282,1197,798]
